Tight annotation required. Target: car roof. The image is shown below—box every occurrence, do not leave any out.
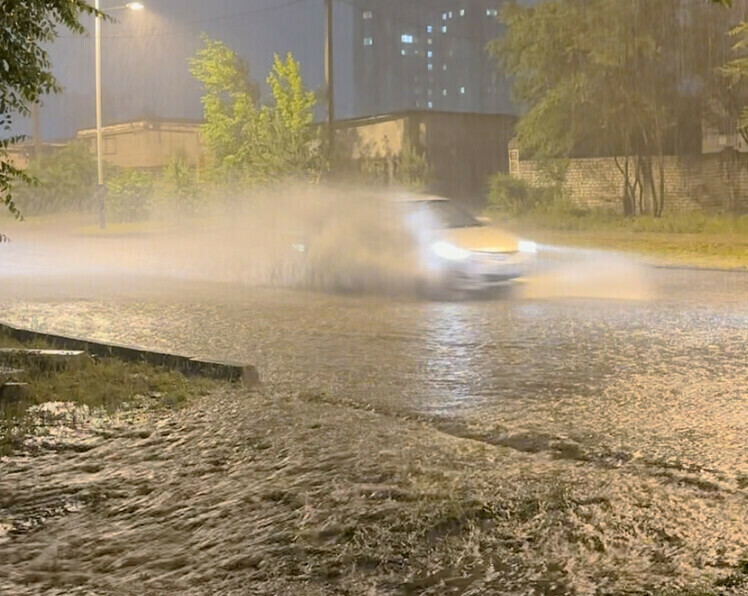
[387,192,450,204]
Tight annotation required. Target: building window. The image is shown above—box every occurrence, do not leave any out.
[460,9,466,16]
[442,64,447,71]
[427,38,432,45]
[362,10,372,19]
[363,37,373,46]
[401,34,413,43]
[442,12,447,20]
[460,86,466,94]
[427,51,433,58]
[448,11,452,18]
[427,101,433,109]
[427,63,433,71]
[442,89,447,96]
[486,8,498,17]
[441,25,447,33]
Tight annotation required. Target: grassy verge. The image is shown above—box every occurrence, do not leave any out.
[499,211,748,270]
[0,330,216,454]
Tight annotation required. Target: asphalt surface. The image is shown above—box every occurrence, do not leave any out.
[2,236,746,485]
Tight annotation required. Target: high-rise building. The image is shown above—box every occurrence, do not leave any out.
[352,1,513,117]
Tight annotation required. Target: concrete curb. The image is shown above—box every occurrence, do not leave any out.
[0,322,259,386]
[647,263,748,274]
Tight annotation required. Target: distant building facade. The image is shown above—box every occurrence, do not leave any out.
[76,119,203,171]
[335,110,516,205]
[352,0,513,117]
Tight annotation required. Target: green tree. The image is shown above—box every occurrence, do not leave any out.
[14,142,97,215]
[261,52,322,180]
[190,38,321,185]
[158,154,199,213]
[105,169,154,222]
[188,36,260,179]
[1,1,101,219]
[490,0,727,217]
[721,21,748,136]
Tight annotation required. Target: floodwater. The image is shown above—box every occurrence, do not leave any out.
[1,226,747,593]
[2,231,746,479]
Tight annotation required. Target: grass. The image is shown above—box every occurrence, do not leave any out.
[496,209,748,270]
[0,329,216,454]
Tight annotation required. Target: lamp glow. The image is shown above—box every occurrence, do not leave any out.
[518,240,538,254]
[431,241,471,261]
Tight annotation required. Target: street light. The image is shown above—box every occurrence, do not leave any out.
[94,0,144,228]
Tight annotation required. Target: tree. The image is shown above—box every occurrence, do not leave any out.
[1,1,101,219]
[105,168,153,222]
[262,52,322,180]
[190,38,322,185]
[721,21,748,138]
[158,154,199,213]
[490,0,728,217]
[188,35,260,180]
[14,142,97,214]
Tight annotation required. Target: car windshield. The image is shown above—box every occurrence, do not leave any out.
[403,200,482,229]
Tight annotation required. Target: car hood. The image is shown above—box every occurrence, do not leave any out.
[441,225,520,253]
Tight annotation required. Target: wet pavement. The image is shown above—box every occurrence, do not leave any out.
[2,253,746,483]
[2,234,748,593]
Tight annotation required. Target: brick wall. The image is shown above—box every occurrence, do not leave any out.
[511,151,748,214]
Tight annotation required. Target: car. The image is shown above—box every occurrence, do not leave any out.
[284,191,537,298]
[394,193,537,297]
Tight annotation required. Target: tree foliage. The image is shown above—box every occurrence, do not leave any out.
[397,139,430,191]
[13,142,97,214]
[1,0,101,219]
[720,21,748,141]
[190,37,321,186]
[158,154,199,213]
[490,0,730,217]
[105,168,154,222]
[486,173,556,216]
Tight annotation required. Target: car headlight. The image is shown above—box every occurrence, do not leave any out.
[518,240,538,254]
[431,241,471,261]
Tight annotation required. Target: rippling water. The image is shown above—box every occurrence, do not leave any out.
[2,265,747,480]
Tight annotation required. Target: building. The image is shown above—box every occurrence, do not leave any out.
[76,119,203,171]
[352,0,513,117]
[335,110,516,205]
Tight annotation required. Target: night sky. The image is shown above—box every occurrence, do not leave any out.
[24,0,357,140]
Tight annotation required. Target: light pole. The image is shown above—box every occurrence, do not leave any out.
[95,1,144,228]
[325,0,334,159]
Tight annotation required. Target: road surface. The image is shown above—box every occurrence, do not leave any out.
[2,236,746,483]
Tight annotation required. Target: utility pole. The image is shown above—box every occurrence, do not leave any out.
[325,0,335,161]
[95,0,105,228]
[32,104,42,158]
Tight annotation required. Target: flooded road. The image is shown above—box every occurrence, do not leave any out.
[2,238,748,593]
[2,258,746,483]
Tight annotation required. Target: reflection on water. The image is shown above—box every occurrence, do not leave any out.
[2,268,746,481]
[2,265,747,592]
